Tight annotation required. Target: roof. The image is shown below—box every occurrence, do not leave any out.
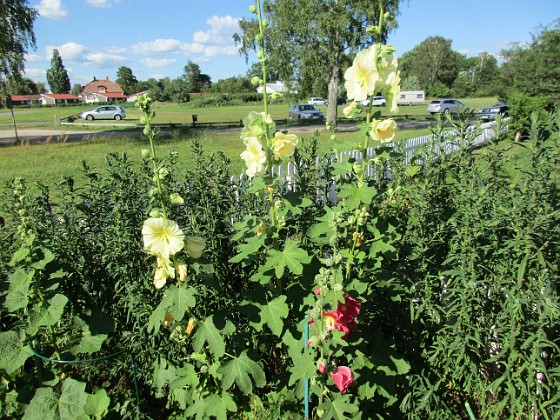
[42,94,80,100]
[82,78,124,94]
[9,94,43,101]
[94,92,128,99]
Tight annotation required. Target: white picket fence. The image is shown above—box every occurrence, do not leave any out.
[231,119,508,203]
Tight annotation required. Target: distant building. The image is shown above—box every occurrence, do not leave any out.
[82,77,127,103]
[256,81,298,94]
[40,93,80,105]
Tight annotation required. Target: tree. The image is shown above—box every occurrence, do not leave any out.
[46,49,71,94]
[6,76,39,94]
[498,26,560,99]
[71,83,83,96]
[211,76,254,94]
[407,36,459,94]
[183,60,211,93]
[236,0,401,124]
[0,0,37,93]
[116,66,138,95]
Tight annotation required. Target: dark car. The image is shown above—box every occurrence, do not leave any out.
[477,103,508,121]
[288,104,324,121]
[336,97,347,105]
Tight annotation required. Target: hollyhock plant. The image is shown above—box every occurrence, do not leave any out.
[185,236,206,259]
[344,45,379,102]
[142,217,185,259]
[369,118,397,143]
[331,366,355,394]
[272,131,298,160]
[240,135,267,177]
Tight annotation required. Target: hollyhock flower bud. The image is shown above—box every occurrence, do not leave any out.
[177,263,187,282]
[317,361,326,373]
[170,193,184,205]
[331,366,354,394]
[249,5,257,13]
[314,288,321,296]
[186,236,206,259]
[141,149,150,158]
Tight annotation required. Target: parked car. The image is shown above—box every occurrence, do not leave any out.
[289,104,324,121]
[336,97,347,105]
[80,105,126,121]
[427,99,467,115]
[361,95,386,107]
[308,97,328,106]
[477,103,508,121]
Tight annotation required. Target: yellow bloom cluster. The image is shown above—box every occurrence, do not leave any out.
[142,217,206,289]
[343,44,401,114]
[239,111,298,178]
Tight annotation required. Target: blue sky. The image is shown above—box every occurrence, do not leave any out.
[25,0,559,89]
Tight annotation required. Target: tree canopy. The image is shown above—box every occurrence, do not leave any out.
[236,0,401,123]
[0,0,37,92]
[46,49,71,94]
[116,66,138,95]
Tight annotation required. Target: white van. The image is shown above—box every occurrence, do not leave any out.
[397,90,426,106]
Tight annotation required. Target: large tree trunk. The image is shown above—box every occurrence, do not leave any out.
[327,54,341,126]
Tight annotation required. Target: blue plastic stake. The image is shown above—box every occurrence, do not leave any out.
[304,319,310,419]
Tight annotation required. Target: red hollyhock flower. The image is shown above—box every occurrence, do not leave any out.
[331,366,355,394]
[322,296,362,339]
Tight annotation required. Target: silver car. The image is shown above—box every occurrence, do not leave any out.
[288,104,324,121]
[81,105,126,121]
[427,99,467,115]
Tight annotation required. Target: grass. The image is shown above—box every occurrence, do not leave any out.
[0,125,431,196]
[0,97,499,129]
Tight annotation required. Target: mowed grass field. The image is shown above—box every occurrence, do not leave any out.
[0,97,498,196]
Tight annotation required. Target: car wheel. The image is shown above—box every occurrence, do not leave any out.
[443,108,450,114]
[114,115,122,121]
[86,115,94,121]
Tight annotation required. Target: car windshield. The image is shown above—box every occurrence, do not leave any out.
[301,105,314,110]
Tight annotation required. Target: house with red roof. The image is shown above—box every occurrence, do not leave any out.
[7,94,42,106]
[82,77,127,103]
[40,93,80,105]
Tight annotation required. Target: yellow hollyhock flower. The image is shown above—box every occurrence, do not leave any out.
[142,217,185,258]
[369,119,397,143]
[272,132,298,160]
[343,101,362,118]
[153,256,175,289]
[240,136,267,177]
[344,46,379,102]
[186,236,206,259]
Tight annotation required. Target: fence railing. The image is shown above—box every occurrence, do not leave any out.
[231,119,508,187]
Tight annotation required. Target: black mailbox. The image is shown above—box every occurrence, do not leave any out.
[192,114,198,125]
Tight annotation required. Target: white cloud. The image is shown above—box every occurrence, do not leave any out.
[25,54,44,63]
[204,45,239,57]
[46,42,88,63]
[141,58,177,68]
[85,53,126,67]
[23,68,47,81]
[193,15,241,45]
[34,0,69,20]
[131,39,183,54]
[180,43,206,55]
[86,0,122,7]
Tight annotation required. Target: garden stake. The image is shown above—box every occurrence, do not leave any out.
[304,319,310,419]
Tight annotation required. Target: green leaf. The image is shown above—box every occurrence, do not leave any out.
[59,378,88,419]
[252,295,289,336]
[31,248,55,270]
[10,245,30,266]
[320,395,359,420]
[229,235,265,263]
[23,388,58,419]
[5,268,33,312]
[219,350,266,395]
[147,301,167,334]
[84,389,110,420]
[0,330,32,374]
[184,396,209,419]
[69,315,110,355]
[161,284,196,322]
[338,183,376,208]
[27,294,69,335]
[204,392,238,420]
[267,238,311,278]
[192,315,225,358]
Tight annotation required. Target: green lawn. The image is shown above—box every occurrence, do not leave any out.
[0,97,499,128]
[0,125,431,194]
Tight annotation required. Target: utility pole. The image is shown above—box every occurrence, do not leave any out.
[6,96,19,143]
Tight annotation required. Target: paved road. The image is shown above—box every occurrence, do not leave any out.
[0,120,433,146]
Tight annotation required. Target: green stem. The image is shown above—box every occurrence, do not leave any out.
[146,117,168,219]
